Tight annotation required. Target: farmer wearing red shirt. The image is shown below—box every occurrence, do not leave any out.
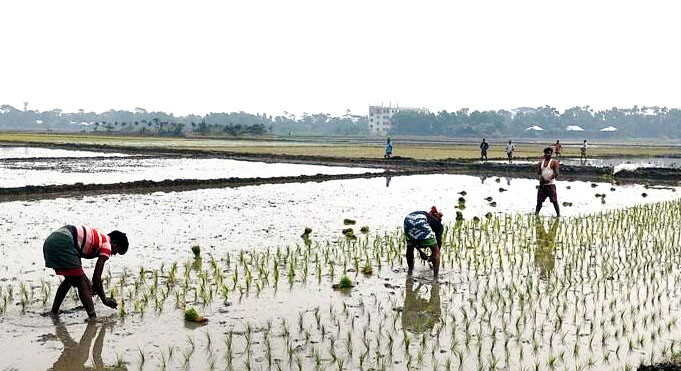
[553,140,562,157]
[43,225,128,318]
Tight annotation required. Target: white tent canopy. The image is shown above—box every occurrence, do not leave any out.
[601,126,618,132]
[565,125,584,131]
[525,125,544,131]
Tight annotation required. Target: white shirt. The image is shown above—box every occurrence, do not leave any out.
[540,158,555,184]
[506,144,514,154]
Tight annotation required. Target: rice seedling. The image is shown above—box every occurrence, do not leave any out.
[184,307,208,323]
[138,347,146,367]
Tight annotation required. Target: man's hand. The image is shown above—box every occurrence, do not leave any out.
[102,297,118,309]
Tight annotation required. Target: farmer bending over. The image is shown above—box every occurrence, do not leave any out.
[43,225,128,318]
[535,147,560,217]
[404,207,443,279]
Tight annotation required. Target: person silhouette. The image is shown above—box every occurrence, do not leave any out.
[480,138,489,161]
[534,218,560,280]
[384,138,393,159]
[401,277,441,334]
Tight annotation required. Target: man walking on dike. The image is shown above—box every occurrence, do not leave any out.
[506,140,515,163]
[580,140,588,162]
[385,138,393,159]
[480,138,489,161]
[553,140,562,157]
[43,225,128,318]
[535,147,560,217]
[404,207,443,279]
[383,138,393,158]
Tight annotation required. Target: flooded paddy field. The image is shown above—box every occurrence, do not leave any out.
[0,157,382,187]
[2,171,681,370]
[489,157,681,170]
[0,145,130,159]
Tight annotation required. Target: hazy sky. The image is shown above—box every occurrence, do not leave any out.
[1,0,679,116]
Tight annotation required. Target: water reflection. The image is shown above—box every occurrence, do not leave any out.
[401,277,441,334]
[49,319,120,371]
[385,175,392,188]
[534,218,560,280]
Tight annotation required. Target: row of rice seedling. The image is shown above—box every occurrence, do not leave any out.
[5,199,681,369]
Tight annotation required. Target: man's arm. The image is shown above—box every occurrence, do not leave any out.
[91,256,108,301]
[553,160,560,179]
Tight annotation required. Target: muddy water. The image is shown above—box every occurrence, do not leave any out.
[0,157,382,187]
[0,146,129,159]
[0,174,680,370]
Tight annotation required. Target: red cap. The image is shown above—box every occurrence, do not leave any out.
[429,206,443,220]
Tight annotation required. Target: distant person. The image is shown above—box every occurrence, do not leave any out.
[506,140,515,163]
[553,140,562,157]
[385,138,393,159]
[404,207,443,279]
[43,225,128,318]
[535,147,560,217]
[580,140,588,162]
[480,138,489,161]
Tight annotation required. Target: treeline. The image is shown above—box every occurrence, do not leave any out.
[5,104,680,139]
[0,105,271,136]
[0,105,368,136]
[391,106,681,139]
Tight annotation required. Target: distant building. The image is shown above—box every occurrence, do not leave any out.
[368,104,429,136]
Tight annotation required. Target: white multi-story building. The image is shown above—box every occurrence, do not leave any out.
[368,104,428,136]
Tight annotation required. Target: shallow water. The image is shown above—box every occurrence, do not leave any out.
[2,199,681,370]
[0,146,129,159]
[0,173,675,281]
[0,157,382,187]
[488,157,681,169]
[1,173,680,370]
